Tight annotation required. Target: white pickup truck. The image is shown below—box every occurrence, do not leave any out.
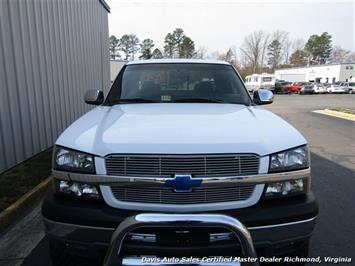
[42,59,318,266]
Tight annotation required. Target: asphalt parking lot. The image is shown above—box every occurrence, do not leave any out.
[265,94,355,260]
[0,94,354,266]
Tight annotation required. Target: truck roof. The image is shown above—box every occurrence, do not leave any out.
[126,59,231,65]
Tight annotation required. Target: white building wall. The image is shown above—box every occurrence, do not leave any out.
[110,60,127,83]
[275,63,355,83]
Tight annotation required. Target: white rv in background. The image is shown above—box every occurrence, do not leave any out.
[245,73,276,93]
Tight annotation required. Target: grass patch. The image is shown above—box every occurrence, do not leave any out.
[329,108,355,115]
[0,148,52,212]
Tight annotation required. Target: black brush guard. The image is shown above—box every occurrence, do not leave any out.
[103,214,259,266]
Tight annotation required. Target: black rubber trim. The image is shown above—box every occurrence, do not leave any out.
[42,191,318,228]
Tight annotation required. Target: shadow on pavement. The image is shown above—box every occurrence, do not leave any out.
[22,236,50,266]
[309,152,355,258]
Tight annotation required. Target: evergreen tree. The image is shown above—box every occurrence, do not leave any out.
[305,32,332,64]
[151,48,163,59]
[179,37,195,58]
[140,38,155,59]
[267,39,282,70]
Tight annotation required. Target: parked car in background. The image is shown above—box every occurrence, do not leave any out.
[300,83,315,94]
[327,83,346,93]
[285,82,308,93]
[340,82,355,94]
[310,83,327,94]
[314,83,327,94]
[273,81,291,94]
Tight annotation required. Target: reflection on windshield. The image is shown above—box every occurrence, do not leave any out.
[106,63,251,105]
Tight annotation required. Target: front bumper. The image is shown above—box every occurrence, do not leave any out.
[42,191,318,258]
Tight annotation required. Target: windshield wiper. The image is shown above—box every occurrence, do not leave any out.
[111,98,160,104]
[171,98,225,103]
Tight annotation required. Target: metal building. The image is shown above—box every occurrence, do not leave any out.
[275,63,355,83]
[0,0,111,173]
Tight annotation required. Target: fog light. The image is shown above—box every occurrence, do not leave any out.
[58,180,99,198]
[264,179,305,198]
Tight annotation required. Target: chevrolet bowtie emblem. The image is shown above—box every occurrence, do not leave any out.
[164,174,202,192]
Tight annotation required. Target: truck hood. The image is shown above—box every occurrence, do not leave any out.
[56,103,306,157]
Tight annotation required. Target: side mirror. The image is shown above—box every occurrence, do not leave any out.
[253,89,274,105]
[84,89,104,105]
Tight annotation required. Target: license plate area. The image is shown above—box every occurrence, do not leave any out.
[156,228,210,246]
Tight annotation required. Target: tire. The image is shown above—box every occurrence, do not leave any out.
[349,89,353,94]
[49,241,101,266]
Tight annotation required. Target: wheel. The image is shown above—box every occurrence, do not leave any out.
[349,89,353,94]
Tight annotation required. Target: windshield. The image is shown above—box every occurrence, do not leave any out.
[105,63,251,105]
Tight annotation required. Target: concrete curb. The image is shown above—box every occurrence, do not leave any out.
[0,177,51,233]
[313,109,355,122]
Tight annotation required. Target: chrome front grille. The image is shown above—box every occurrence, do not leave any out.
[105,154,259,177]
[110,185,255,204]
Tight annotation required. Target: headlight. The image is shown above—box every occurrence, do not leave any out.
[54,146,95,173]
[264,179,308,198]
[54,179,99,199]
[269,145,309,173]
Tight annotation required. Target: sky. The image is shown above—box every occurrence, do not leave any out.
[106,0,354,56]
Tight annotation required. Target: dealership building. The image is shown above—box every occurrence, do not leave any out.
[275,63,355,83]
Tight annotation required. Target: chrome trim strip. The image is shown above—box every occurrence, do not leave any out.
[43,217,115,232]
[43,216,317,235]
[52,168,311,186]
[248,216,317,230]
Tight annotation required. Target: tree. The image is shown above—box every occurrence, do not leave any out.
[151,48,163,59]
[164,33,176,58]
[139,38,155,59]
[283,39,292,65]
[332,46,351,63]
[267,39,282,70]
[260,33,270,69]
[290,49,308,67]
[119,35,131,60]
[109,35,120,60]
[172,28,185,56]
[218,48,239,69]
[119,34,140,60]
[268,30,289,67]
[292,38,306,51]
[240,30,268,73]
[164,28,196,58]
[129,34,140,60]
[164,28,186,58]
[179,37,195,58]
[194,46,207,59]
[305,32,332,64]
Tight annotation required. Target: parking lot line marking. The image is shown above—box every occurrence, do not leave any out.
[312,109,355,122]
